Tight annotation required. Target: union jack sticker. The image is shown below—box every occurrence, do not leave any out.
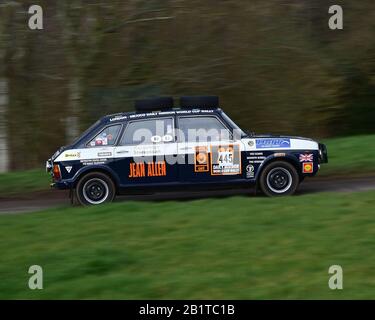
[299,153,313,162]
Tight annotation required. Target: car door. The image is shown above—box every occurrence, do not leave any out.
[177,114,245,183]
[113,117,178,186]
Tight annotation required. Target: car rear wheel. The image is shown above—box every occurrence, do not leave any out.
[76,172,116,206]
[259,161,299,197]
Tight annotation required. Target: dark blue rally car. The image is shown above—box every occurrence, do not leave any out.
[46,96,328,205]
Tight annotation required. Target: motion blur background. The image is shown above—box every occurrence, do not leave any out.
[1,1,375,300]
[0,0,374,171]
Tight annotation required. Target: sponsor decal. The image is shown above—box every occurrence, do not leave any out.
[128,161,167,178]
[274,152,286,157]
[194,146,209,172]
[255,138,291,149]
[302,162,314,173]
[81,159,107,166]
[64,152,80,159]
[299,153,313,162]
[210,144,241,175]
[247,152,265,164]
[175,109,214,115]
[65,166,72,173]
[110,110,214,122]
[246,164,255,178]
[150,135,173,143]
[248,140,254,147]
[133,145,161,156]
[109,115,127,122]
[98,152,112,157]
[95,138,107,146]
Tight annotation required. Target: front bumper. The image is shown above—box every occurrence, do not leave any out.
[47,158,69,189]
[50,180,72,190]
[46,159,53,172]
[318,143,328,163]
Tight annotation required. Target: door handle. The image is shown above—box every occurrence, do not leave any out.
[179,146,193,151]
[116,150,129,154]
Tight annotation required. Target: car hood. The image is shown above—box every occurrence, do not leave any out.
[250,134,314,141]
[51,145,72,161]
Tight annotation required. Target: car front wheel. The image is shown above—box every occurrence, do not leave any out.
[259,161,299,197]
[76,172,116,205]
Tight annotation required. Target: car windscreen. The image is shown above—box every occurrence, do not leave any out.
[220,111,246,138]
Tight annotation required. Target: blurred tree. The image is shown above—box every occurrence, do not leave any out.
[0,0,374,170]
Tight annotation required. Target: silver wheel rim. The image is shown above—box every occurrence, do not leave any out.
[82,178,109,204]
[266,167,293,194]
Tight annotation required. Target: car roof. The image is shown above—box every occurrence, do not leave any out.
[102,107,223,124]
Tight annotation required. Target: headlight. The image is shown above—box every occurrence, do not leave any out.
[46,160,52,172]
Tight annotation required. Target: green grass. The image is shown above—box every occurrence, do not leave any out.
[319,134,375,176]
[0,134,374,197]
[0,169,48,196]
[0,190,374,299]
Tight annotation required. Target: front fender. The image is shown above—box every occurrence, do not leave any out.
[70,164,121,188]
[255,153,300,180]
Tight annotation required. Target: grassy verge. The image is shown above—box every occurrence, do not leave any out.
[0,169,48,197]
[319,134,375,176]
[0,134,374,196]
[0,190,374,299]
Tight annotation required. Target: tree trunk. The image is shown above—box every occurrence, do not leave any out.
[0,78,9,172]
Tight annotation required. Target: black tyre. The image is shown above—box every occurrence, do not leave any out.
[259,161,299,197]
[75,172,116,206]
[180,96,219,109]
[134,96,174,112]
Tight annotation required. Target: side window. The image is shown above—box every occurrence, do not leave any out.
[88,124,121,147]
[120,118,174,146]
[178,116,231,142]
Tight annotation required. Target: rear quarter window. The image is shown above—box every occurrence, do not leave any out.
[178,116,231,142]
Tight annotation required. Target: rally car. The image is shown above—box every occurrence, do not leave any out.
[46,96,328,205]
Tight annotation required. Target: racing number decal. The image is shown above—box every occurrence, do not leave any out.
[194,146,209,172]
[210,144,241,175]
[218,146,233,165]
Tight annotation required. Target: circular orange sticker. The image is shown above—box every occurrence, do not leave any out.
[196,152,207,164]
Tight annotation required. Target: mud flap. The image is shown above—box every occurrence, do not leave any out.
[69,187,74,205]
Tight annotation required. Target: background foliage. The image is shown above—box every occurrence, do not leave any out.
[0,0,374,169]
